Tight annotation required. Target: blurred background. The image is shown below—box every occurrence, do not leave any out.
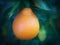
[0,0,60,45]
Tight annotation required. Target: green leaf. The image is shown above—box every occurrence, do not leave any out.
[8,2,20,18]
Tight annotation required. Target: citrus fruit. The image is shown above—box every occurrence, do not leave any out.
[12,8,39,40]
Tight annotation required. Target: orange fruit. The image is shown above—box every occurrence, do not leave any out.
[12,8,39,40]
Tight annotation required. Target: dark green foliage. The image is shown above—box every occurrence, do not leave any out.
[0,0,60,45]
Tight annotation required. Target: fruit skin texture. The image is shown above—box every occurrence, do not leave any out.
[12,8,39,40]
